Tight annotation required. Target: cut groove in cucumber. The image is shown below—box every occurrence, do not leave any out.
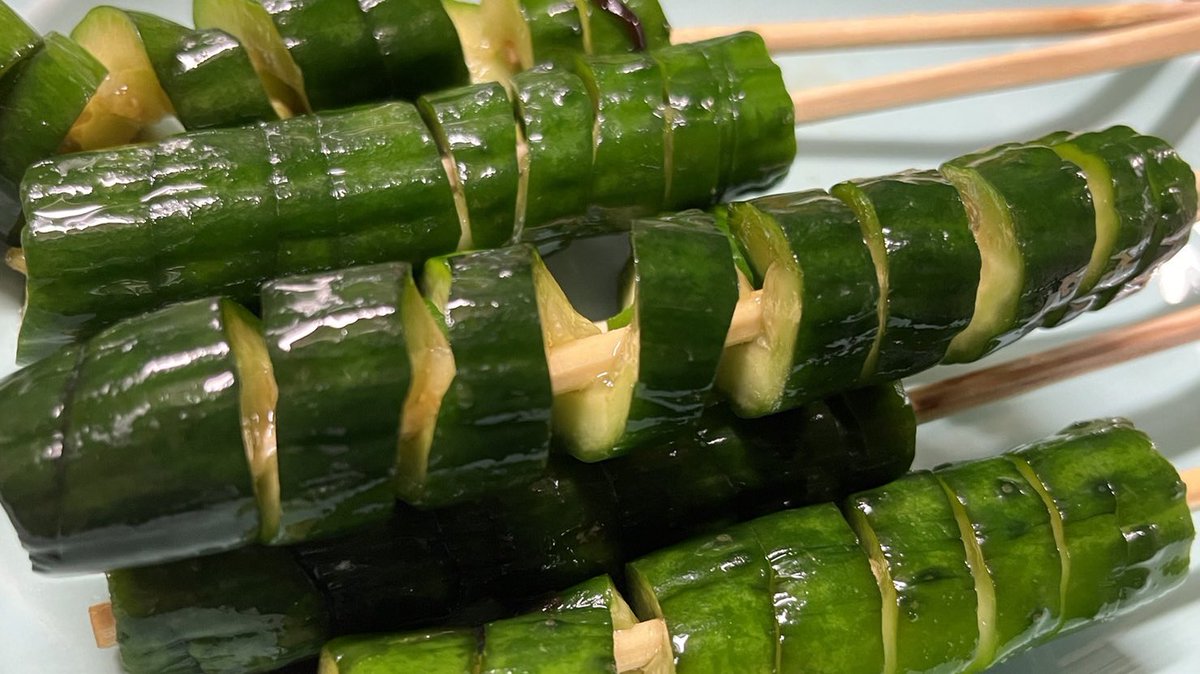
[940,164,1023,363]
[513,128,531,239]
[194,0,309,116]
[532,255,637,460]
[480,0,533,73]
[1010,456,1071,631]
[67,7,176,151]
[936,475,999,670]
[1050,144,1115,298]
[716,203,801,417]
[845,507,898,674]
[396,265,456,496]
[444,0,515,84]
[615,620,675,674]
[833,184,889,379]
[220,300,280,540]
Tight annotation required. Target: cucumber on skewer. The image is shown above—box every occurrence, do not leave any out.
[362,0,468,100]
[0,1,38,82]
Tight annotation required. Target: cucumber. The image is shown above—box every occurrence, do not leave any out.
[0,33,106,232]
[845,472,980,674]
[507,0,584,64]
[832,171,980,379]
[419,82,520,249]
[579,0,668,53]
[55,299,261,573]
[320,630,478,674]
[358,0,468,100]
[573,51,667,213]
[512,67,595,229]
[655,43,723,211]
[132,13,277,129]
[317,102,461,267]
[194,0,310,116]
[940,144,1096,362]
[443,0,513,84]
[110,547,331,674]
[718,192,879,417]
[263,114,335,275]
[397,247,553,506]
[67,7,177,151]
[0,1,38,82]
[263,264,411,544]
[480,0,535,73]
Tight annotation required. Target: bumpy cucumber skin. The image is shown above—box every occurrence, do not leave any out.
[750,505,885,674]
[1015,419,1194,632]
[267,0,388,110]
[936,456,1062,663]
[513,68,595,228]
[402,247,554,506]
[0,33,105,231]
[743,191,881,409]
[263,114,336,275]
[318,102,461,268]
[0,2,38,81]
[359,0,469,100]
[131,12,276,130]
[481,606,615,673]
[833,171,981,379]
[575,52,667,213]
[0,347,82,562]
[109,547,331,674]
[419,82,520,248]
[847,471,980,674]
[521,0,585,59]
[942,144,1096,359]
[655,44,723,211]
[52,299,259,573]
[264,264,412,545]
[607,215,738,454]
[698,32,795,198]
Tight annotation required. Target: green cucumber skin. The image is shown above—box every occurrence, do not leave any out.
[404,246,554,506]
[625,0,671,50]
[1015,419,1194,632]
[655,44,723,211]
[936,457,1062,661]
[513,68,595,228]
[19,146,160,363]
[743,191,881,407]
[0,347,82,561]
[263,114,334,274]
[0,33,106,232]
[318,102,461,268]
[149,130,279,306]
[610,215,738,454]
[0,1,39,81]
[266,0,389,110]
[323,630,478,674]
[109,547,331,674]
[358,0,468,101]
[481,606,615,674]
[54,299,259,573]
[630,526,776,674]
[419,82,519,249]
[750,505,884,674]
[584,0,670,53]
[522,0,585,58]
[943,144,1096,358]
[264,263,412,545]
[1041,127,1156,323]
[130,12,276,130]
[847,471,980,674]
[699,32,795,198]
[575,52,667,213]
[833,171,981,379]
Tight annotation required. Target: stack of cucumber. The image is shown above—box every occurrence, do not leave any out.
[0,127,1193,575]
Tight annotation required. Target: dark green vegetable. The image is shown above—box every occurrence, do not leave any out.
[357,0,469,100]
[0,1,38,82]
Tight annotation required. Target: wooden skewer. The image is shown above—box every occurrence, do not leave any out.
[791,12,1200,124]
[672,3,1200,52]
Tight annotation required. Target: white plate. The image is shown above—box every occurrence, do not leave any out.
[1,1,1198,672]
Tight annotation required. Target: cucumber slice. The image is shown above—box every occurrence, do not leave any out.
[749,505,885,674]
[578,0,667,53]
[832,171,980,379]
[0,2,39,82]
[482,598,614,672]
[480,0,533,73]
[262,114,333,275]
[67,7,177,151]
[655,43,722,211]
[940,144,1095,362]
[511,0,585,63]
[398,248,553,506]
[52,299,261,573]
[418,82,520,249]
[263,264,411,545]
[718,193,879,418]
[443,0,513,84]
[221,300,280,542]
[358,0,468,100]
[533,253,638,459]
[0,33,106,233]
[845,471,980,674]
[320,630,478,674]
[194,0,310,116]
